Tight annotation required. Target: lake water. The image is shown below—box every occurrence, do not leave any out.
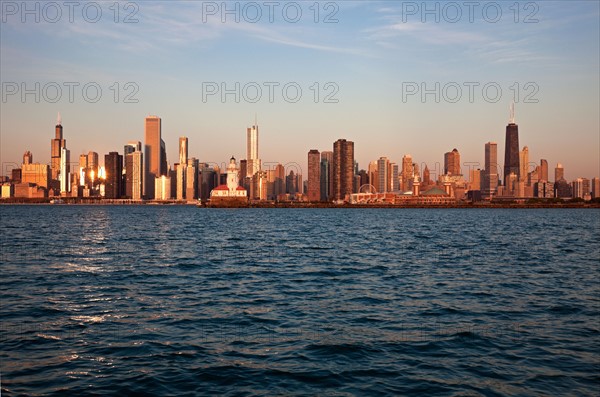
[1,206,599,396]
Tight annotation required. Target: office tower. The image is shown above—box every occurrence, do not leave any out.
[390,162,399,191]
[307,149,321,201]
[87,151,99,182]
[321,151,334,200]
[483,142,498,199]
[51,112,66,182]
[199,163,217,201]
[104,152,123,199]
[401,154,414,192]
[444,148,461,175]
[368,161,378,192]
[125,150,143,200]
[186,158,199,201]
[333,139,354,201]
[469,169,482,191]
[23,151,32,165]
[519,146,529,182]
[247,122,260,177]
[239,160,247,186]
[555,163,565,181]
[591,177,600,199]
[377,157,389,193]
[155,175,172,200]
[423,165,431,186]
[286,170,301,195]
[274,164,285,198]
[176,163,186,200]
[504,104,520,182]
[124,141,142,156]
[160,139,168,176]
[60,147,70,194]
[251,171,268,200]
[320,158,330,201]
[144,116,161,199]
[572,178,590,199]
[179,137,188,165]
[540,159,548,182]
[21,163,50,189]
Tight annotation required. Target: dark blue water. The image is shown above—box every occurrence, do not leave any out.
[1,206,599,396]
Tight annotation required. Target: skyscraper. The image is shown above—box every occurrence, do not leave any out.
[179,137,188,165]
[333,139,354,201]
[377,157,389,193]
[186,158,199,201]
[368,161,378,192]
[60,146,70,194]
[483,142,498,199]
[321,151,334,200]
[444,148,461,175]
[23,151,33,165]
[125,150,143,200]
[555,163,565,181]
[540,159,548,182]
[307,149,321,201]
[105,152,123,199]
[144,116,161,199]
[124,141,142,156]
[247,122,260,177]
[51,113,66,183]
[519,146,529,182]
[591,177,600,199]
[504,105,520,183]
[401,154,414,192]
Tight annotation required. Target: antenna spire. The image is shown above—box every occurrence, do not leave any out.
[509,101,515,124]
[57,112,62,126]
[254,113,257,128]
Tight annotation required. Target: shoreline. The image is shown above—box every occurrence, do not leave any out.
[1,199,599,209]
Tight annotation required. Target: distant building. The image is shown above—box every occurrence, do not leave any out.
[23,151,33,165]
[519,146,529,182]
[589,177,599,199]
[155,175,172,200]
[333,139,354,201]
[125,150,143,200]
[247,123,260,178]
[400,154,414,192]
[444,148,461,175]
[144,115,162,199]
[50,113,65,182]
[307,149,321,201]
[21,163,50,189]
[554,179,572,199]
[377,157,389,193]
[186,158,199,201]
[539,159,549,182]
[504,109,520,183]
[321,151,334,200]
[482,142,498,199]
[60,147,70,195]
[572,178,590,199]
[104,152,123,199]
[555,163,564,182]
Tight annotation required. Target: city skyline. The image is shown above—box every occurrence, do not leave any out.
[1,2,598,180]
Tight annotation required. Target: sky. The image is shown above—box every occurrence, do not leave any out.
[1,0,599,181]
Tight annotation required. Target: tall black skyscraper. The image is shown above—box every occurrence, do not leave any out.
[504,103,520,182]
[105,151,123,199]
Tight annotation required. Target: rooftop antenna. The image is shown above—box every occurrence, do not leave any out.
[509,100,515,124]
[254,113,257,128]
[57,111,62,126]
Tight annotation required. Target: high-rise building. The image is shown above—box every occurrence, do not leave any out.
[423,165,432,186]
[555,163,565,182]
[321,151,334,200]
[390,162,399,191]
[125,150,143,200]
[307,149,321,201]
[504,111,520,183]
[144,116,161,199]
[60,147,70,194]
[239,160,247,187]
[155,175,172,200]
[401,154,414,192]
[105,152,123,199]
[444,148,461,175]
[23,151,33,165]
[519,146,529,182]
[483,142,498,199]
[377,157,389,193]
[539,159,548,182]
[21,163,50,189]
[186,158,199,201]
[572,178,591,199]
[333,139,354,201]
[368,161,378,192]
[591,177,600,199]
[124,141,142,156]
[247,122,260,177]
[179,137,188,165]
[51,112,66,182]
[468,169,482,191]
